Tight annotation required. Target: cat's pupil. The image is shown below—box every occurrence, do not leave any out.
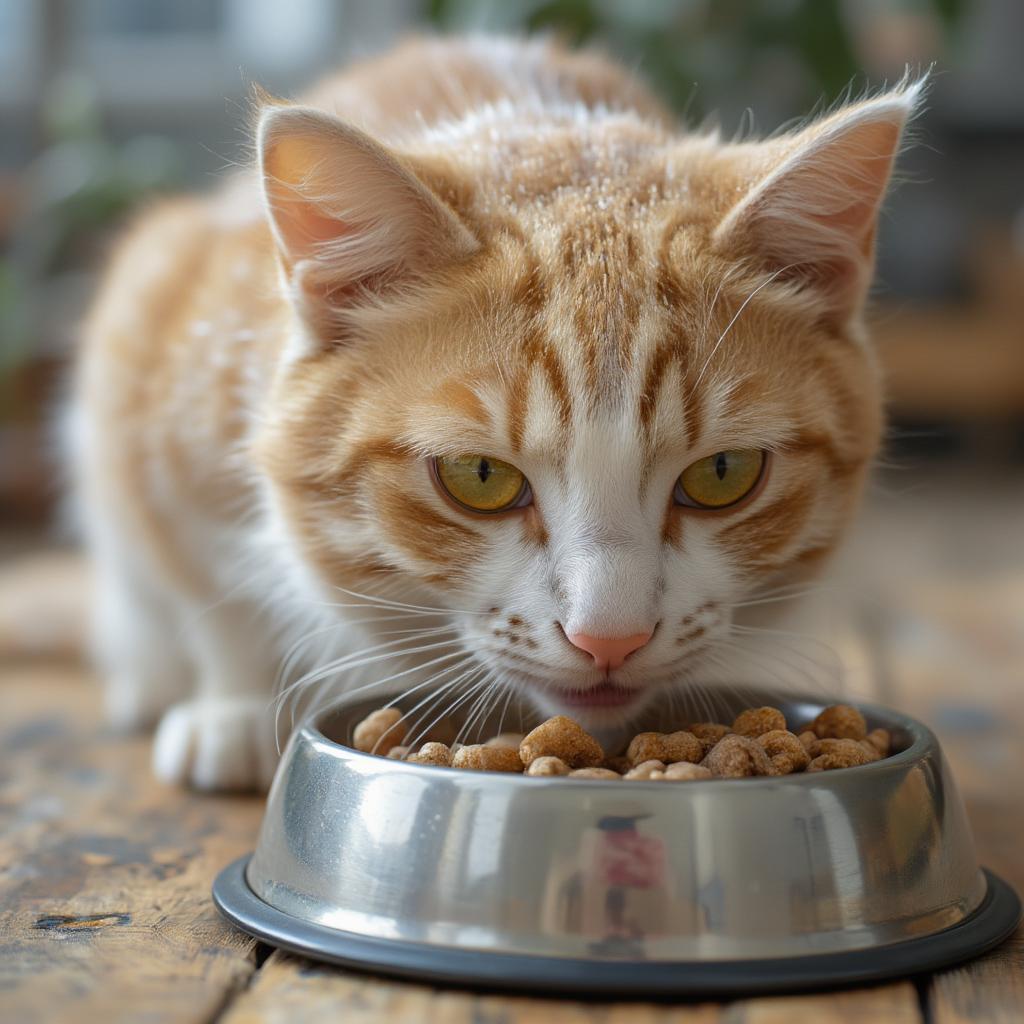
[715,453,728,481]
[477,458,492,484]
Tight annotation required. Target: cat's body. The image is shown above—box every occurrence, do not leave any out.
[73,37,916,789]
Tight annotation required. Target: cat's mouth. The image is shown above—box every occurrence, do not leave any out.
[553,681,644,710]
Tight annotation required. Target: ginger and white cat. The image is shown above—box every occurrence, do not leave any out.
[72,37,919,790]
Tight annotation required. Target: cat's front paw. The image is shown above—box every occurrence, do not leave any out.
[152,697,279,791]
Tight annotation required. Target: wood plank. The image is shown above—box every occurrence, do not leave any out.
[221,952,923,1023]
[0,663,265,1024]
[862,575,1024,1024]
[732,984,923,1024]
[219,951,722,1024]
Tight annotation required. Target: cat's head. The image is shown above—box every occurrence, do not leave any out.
[255,80,919,726]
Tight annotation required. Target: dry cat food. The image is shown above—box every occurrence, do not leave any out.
[351,704,893,780]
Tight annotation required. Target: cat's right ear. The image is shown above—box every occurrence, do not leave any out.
[257,104,479,347]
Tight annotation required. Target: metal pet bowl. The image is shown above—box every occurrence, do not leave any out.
[213,693,1020,995]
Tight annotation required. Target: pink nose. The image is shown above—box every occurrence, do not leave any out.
[565,630,653,671]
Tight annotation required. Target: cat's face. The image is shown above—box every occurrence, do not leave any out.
[256,87,914,725]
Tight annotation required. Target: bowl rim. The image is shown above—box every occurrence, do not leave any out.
[297,692,937,786]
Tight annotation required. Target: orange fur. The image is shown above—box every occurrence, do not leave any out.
[73,36,918,790]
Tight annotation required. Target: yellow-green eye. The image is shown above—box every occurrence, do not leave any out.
[433,455,530,513]
[676,450,766,509]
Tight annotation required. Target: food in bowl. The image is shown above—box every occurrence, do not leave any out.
[350,702,894,780]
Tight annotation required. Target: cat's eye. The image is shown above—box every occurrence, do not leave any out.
[675,450,766,509]
[433,455,531,513]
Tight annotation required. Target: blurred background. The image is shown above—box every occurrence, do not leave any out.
[0,1,1021,721]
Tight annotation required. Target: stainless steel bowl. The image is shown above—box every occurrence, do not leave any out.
[214,693,1020,995]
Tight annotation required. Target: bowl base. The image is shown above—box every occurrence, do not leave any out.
[213,856,1020,997]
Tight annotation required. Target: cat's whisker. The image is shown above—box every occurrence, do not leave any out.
[274,619,462,696]
[330,585,489,618]
[385,660,481,752]
[277,634,466,707]
[694,263,798,389]
[275,642,469,738]
[398,668,485,754]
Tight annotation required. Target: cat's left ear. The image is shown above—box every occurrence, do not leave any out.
[257,103,479,346]
[713,81,924,326]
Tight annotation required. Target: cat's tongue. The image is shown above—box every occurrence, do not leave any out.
[560,683,640,709]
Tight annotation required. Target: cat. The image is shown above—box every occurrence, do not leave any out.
[70,36,920,790]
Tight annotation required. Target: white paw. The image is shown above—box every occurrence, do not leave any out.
[152,697,279,792]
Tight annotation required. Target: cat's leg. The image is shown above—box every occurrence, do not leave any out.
[92,539,194,733]
[152,601,281,791]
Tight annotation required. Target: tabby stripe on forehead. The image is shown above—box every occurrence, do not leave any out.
[637,336,701,489]
[507,327,572,455]
[716,484,814,568]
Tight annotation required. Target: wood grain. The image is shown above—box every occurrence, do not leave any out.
[0,663,264,1024]
[865,576,1024,1024]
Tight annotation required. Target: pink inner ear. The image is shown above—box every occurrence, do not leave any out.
[277,195,349,249]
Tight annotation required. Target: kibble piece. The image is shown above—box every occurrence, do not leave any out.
[658,762,713,782]
[353,707,407,755]
[519,716,603,769]
[452,744,523,772]
[623,759,666,780]
[858,740,883,762]
[485,732,525,750]
[526,756,571,777]
[797,730,818,753]
[701,734,773,778]
[806,738,873,772]
[626,732,664,767]
[690,723,731,755]
[386,745,410,760]
[407,742,452,767]
[811,704,867,741]
[757,730,810,775]
[625,730,702,767]
[660,730,703,764]
[732,706,787,738]
[568,768,621,780]
[865,728,892,757]
[603,754,632,774]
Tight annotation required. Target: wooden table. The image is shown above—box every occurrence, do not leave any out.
[1,552,1021,1023]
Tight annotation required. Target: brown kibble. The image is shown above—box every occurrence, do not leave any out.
[568,767,621,780]
[526,756,571,777]
[658,762,713,781]
[519,716,603,769]
[701,734,773,778]
[623,759,666,780]
[385,745,410,760]
[757,730,810,775]
[798,730,817,752]
[626,730,701,767]
[858,740,883,762]
[866,728,892,756]
[626,732,664,766]
[485,732,525,749]
[353,707,407,755]
[407,742,452,767]
[811,704,867,741]
[806,739,874,772]
[661,730,703,764]
[603,754,632,774]
[452,744,523,772]
[732,706,787,738]
[689,722,731,755]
